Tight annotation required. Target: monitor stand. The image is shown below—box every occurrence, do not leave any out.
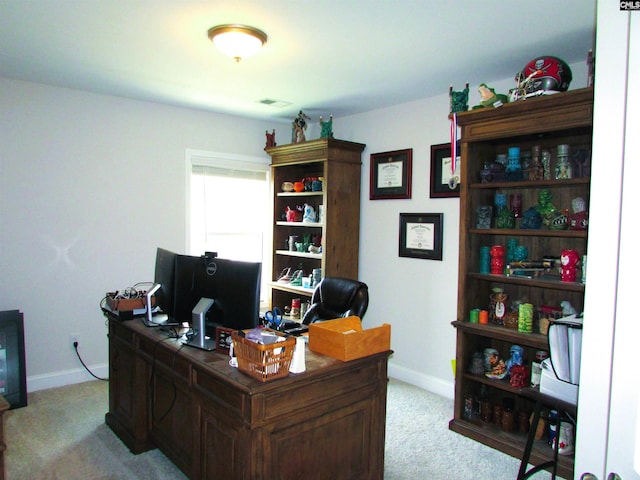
[141,284,162,327]
[185,297,215,351]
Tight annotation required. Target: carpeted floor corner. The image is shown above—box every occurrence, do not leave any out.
[4,378,563,479]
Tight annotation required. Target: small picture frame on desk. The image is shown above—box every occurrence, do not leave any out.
[398,213,443,260]
[369,149,412,200]
[215,327,235,355]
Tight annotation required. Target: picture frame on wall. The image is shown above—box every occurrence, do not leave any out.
[369,148,412,200]
[398,213,443,260]
[430,142,460,198]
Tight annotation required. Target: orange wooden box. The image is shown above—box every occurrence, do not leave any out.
[308,316,391,362]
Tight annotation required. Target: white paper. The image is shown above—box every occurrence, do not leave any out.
[548,323,571,382]
[405,222,434,251]
[568,327,582,384]
[377,161,403,188]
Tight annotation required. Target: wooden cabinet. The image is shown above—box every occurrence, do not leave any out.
[449,88,594,479]
[266,138,366,312]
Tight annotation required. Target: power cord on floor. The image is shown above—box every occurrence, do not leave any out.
[73,341,109,381]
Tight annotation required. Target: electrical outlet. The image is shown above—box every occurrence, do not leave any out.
[70,333,80,349]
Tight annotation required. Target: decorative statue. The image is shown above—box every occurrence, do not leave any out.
[561,300,578,316]
[302,203,317,223]
[285,206,297,223]
[548,210,569,230]
[476,205,493,229]
[292,110,311,144]
[264,129,276,150]
[449,83,469,114]
[489,245,505,275]
[495,207,516,229]
[319,116,334,139]
[475,83,508,109]
[513,245,529,262]
[509,364,529,388]
[535,188,562,229]
[568,196,588,230]
[520,207,542,229]
[505,345,524,375]
[528,145,544,181]
[483,348,507,378]
[560,250,580,282]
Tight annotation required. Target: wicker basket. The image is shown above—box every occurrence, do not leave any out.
[231,330,295,382]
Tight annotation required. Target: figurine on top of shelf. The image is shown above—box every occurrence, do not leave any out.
[264,129,276,150]
[474,83,508,109]
[319,115,334,139]
[292,110,311,144]
[449,83,469,114]
[568,196,588,230]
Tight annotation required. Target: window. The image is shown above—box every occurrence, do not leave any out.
[186,150,271,302]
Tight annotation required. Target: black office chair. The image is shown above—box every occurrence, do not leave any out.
[301,277,369,325]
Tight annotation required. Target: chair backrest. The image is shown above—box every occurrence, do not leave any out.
[302,277,369,325]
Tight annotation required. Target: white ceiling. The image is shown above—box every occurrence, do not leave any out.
[0,0,596,122]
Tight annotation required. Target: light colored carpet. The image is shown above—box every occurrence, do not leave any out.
[4,378,563,479]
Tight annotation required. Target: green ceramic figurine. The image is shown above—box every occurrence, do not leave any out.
[320,115,333,139]
[449,83,469,114]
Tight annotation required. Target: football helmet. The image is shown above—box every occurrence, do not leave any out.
[519,56,572,94]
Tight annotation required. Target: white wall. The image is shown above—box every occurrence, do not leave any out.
[0,58,587,395]
[0,78,277,390]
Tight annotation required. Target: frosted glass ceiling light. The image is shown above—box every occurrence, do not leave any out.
[208,24,267,62]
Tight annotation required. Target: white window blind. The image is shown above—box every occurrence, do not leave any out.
[188,151,271,302]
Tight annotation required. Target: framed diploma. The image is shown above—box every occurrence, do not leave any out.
[398,213,443,260]
[369,149,412,200]
[430,142,461,198]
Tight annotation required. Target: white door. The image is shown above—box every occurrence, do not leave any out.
[574,4,640,479]
[601,9,640,480]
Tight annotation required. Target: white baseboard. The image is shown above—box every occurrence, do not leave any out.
[26,361,449,398]
[27,364,109,392]
[388,362,454,400]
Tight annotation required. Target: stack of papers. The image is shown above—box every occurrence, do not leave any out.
[548,315,583,385]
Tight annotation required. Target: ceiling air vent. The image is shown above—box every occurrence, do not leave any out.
[259,99,291,108]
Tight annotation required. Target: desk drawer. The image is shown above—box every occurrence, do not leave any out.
[138,337,191,384]
[261,361,381,422]
[192,367,248,418]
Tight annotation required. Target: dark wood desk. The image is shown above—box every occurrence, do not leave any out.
[105,317,391,479]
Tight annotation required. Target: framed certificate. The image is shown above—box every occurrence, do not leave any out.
[430,142,460,198]
[398,213,443,260]
[369,149,412,200]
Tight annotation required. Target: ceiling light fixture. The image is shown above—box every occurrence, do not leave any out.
[207,24,267,62]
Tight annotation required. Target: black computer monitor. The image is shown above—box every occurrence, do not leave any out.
[172,254,261,334]
[154,247,177,318]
